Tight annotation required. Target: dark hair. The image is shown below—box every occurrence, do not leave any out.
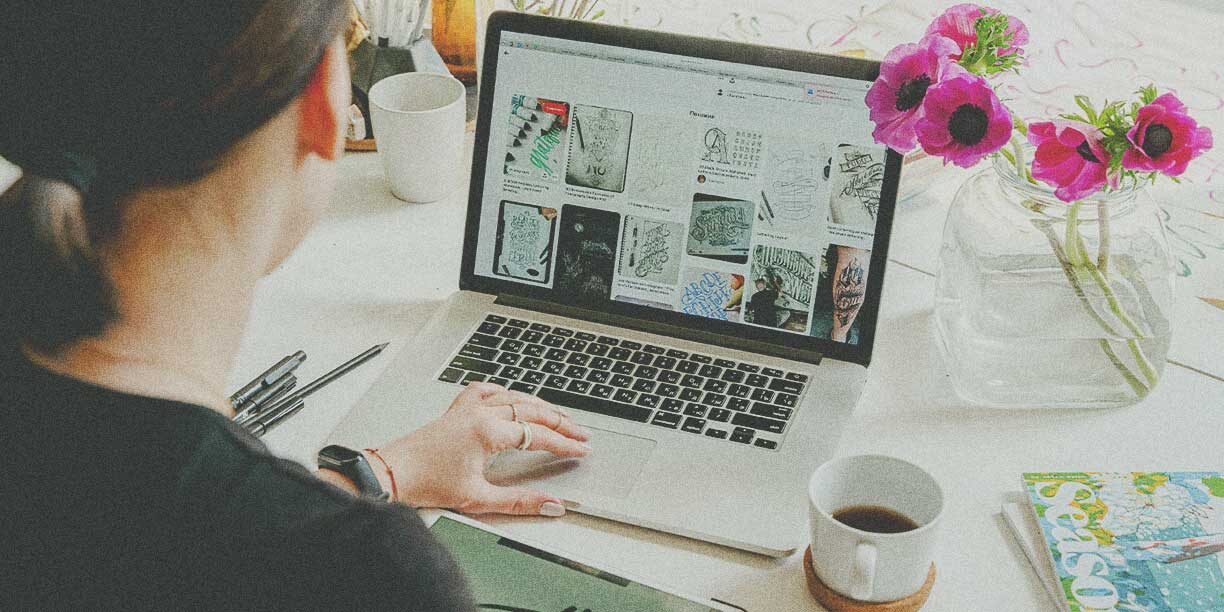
[0,0,350,352]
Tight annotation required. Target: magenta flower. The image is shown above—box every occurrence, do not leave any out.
[915,74,1012,168]
[1028,121,1115,202]
[865,35,963,152]
[1122,93,1213,177]
[926,3,1029,59]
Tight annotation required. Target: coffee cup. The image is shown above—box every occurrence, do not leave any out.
[808,454,943,603]
[368,72,467,203]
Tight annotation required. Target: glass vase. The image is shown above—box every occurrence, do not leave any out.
[934,155,1176,409]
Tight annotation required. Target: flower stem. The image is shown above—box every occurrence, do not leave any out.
[1071,230,1159,386]
[1065,200,1084,266]
[1097,200,1111,277]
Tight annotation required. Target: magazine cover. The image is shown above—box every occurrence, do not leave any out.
[1022,472,1224,612]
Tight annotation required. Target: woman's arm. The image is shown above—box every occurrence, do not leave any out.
[830,246,869,343]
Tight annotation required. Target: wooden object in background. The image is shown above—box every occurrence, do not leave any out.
[803,547,935,612]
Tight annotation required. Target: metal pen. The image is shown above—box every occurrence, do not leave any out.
[228,351,306,409]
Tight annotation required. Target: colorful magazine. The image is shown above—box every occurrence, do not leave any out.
[1022,472,1224,612]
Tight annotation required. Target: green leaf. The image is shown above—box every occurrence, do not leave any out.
[1013,116,1029,136]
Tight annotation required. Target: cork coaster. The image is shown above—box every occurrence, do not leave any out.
[803,547,935,612]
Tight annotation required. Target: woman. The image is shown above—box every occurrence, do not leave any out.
[0,1,589,609]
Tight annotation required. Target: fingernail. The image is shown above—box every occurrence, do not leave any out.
[540,501,566,517]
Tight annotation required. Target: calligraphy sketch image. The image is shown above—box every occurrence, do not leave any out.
[492,200,557,284]
[554,205,620,303]
[677,268,744,322]
[626,114,693,206]
[617,215,683,286]
[686,193,754,264]
[745,245,816,334]
[759,140,830,250]
[701,127,762,171]
[808,244,870,344]
[565,105,633,193]
[503,94,570,182]
[827,143,886,232]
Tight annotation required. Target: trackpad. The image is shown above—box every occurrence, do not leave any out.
[486,427,656,499]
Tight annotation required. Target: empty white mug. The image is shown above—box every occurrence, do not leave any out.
[368,72,466,203]
[808,454,943,602]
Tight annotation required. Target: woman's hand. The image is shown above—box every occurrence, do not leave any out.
[371,382,592,517]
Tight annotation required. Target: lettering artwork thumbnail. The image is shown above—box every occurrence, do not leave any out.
[555,205,621,302]
[566,105,634,193]
[618,215,683,286]
[827,144,885,231]
[504,95,570,182]
[493,201,557,284]
[745,245,816,334]
[686,193,754,264]
[677,269,743,322]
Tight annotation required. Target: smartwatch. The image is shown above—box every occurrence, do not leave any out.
[317,444,390,501]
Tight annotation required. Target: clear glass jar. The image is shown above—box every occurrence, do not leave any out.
[934,154,1176,408]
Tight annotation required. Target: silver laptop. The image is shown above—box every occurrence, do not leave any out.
[328,12,901,557]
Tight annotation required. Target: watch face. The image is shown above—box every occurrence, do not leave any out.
[320,444,362,465]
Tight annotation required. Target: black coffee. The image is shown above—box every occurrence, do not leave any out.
[832,505,919,534]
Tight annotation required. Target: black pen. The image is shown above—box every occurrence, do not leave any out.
[246,342,389,430]
[246,398,306,437]
[233,375,297,425]
[229,351,306,409]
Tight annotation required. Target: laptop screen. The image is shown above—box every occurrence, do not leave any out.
[465,19,897,364]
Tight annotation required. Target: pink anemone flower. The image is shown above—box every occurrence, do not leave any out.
[926,3,1029,59]
[915,74,1013,168]
[1028,120,1116,202]
[865,35,963,152]
[1122,93,1213,177]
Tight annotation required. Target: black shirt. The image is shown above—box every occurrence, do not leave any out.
[746,288,780,326]
[0,349,474,611]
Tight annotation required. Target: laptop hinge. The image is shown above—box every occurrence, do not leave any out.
[494,294,823,366]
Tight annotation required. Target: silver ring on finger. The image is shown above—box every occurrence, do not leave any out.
[516,420,533,451]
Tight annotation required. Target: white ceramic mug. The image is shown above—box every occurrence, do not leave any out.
[808,455,943,603]
[368,72,466,203]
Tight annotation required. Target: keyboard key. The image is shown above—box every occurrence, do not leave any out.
[732,412,786,434]
[608,347,632,361]
[703,392,726,407]
[458,345,498,361]
[566,379,591,394]
[523,345,545,358]
[703,379,728,393]
[745,374,769,387]
[737,363,760,373]
[679,388,703,402]
[776,393,798,408]
[521,331,544,343]
[689,354,712,364]
[698,364,722,378]
[478,321,501,334]
[754,438,778,450]
[501,340,525,353]
[728,383,750,398]
[611,362,635,375]
[721,369,745,383]
[680,375,704,388]
[545,375,568,389]
[575,332,597,341]
[750,402,792,421]
[461,372,487,385]
[709,408,731,422]
[591,384,614,399]
[714,359,736,368]
[585,343,610,357]
[529,322,552,332]
[542,335,566,347]
[489,377,511,386]
[728,398,751,411]
[643,344,665,354]
[468,333,501,348]
[566,353,591,366]
[510,382,538,394]
[751,388,775,402]
[612,389,637,404]
[658,371,681,384]
[596,336,619,345]
[683,403,707,418]
[610,374,632,388]
[563,365,589,379]
[542,361,565,375]
[497,352,521,366]
[520,356,543,370]
[730,427,755,444]
[450,356,501,375]
[660,399,684,412]
[651,411,681,429]
[705,428,728,439]
[507,318,529,328]
[636,394,661,409]
[552,327,574,337]
[652,356,677,370]
[497,326,522,339]
[632,379,657,393]
[630,351,654,365]
[681,417,706,434]
[786,372,809,383]
[485,314,507,324]
[656,383,679,398]
[620,340,642,350]
[438,367,464,383]
[762,367,783,377]
[537,388,651,423]
[499,366,524,380]
[589,357,613,371]
[586,370,610,384]
[768,378,804,395]
[545,348,568,361]
[677,360,700,374]
[522,371,546,385]
[666,349,689,359]
[634,365,659,380]
[564,339,588,352]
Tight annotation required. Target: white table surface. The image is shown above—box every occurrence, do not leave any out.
[241,3,1224,609]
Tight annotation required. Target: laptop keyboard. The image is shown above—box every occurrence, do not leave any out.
[435,314,811,452]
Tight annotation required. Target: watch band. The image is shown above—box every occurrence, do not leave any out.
[317,444,390,501]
